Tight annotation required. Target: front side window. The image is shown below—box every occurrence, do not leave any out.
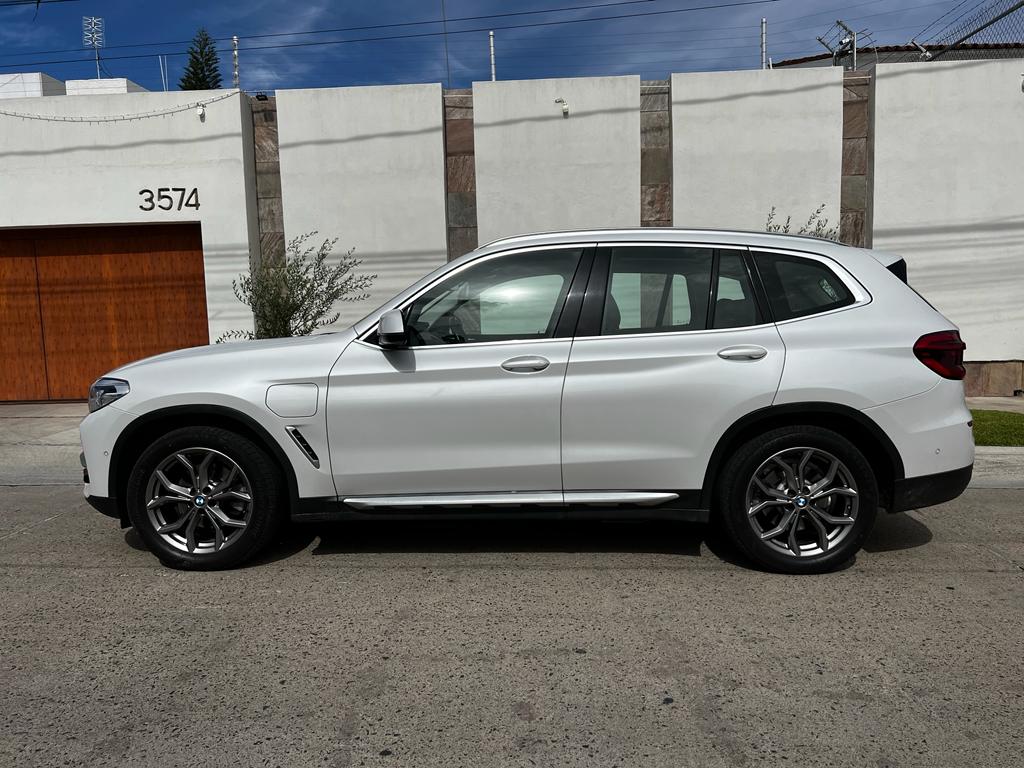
[754,252,854,321]
[403,248,582,346]
[602,246,761,335]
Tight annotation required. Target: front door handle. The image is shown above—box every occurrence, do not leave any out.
[718,345,768,361]
[501,355,550,373]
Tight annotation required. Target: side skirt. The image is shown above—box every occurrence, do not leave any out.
[292,491,708,524]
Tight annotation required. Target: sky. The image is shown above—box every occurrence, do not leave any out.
[0,0,979,92]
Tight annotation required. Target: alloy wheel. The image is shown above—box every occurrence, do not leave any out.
[744,447,859,558]
[144,448,253,555]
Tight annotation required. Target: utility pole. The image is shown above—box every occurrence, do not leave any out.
[82,17,104,79]
[489,30,496,81]
[232,35,239,89]
[760,18,767,70]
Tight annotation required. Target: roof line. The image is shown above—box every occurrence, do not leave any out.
[481,226,841,249]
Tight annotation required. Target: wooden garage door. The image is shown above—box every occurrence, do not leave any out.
[0,224,209,401]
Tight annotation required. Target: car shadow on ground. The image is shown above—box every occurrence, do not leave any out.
[863,510,933,552]
[247,510,933,570]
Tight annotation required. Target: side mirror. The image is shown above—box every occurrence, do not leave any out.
[378,308,408,349]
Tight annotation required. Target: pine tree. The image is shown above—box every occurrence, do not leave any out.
[178,29,223,90]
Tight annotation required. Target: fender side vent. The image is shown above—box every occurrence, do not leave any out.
[285,426,320,469]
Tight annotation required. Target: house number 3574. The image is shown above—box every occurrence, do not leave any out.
[138,187,200,211]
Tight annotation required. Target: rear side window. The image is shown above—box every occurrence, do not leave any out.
[601,247,762,335]
[603,247,712,334]
[754,252,854,321]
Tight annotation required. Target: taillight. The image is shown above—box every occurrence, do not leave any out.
[914,331,966,380]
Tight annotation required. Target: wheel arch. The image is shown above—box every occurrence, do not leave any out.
[108,404,299,526]
[701,402,905,512]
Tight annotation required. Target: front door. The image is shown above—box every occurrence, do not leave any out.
[561,244,786,497]
[327,245,591,498]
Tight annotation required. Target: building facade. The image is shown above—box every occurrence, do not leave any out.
[0,61,1021,401]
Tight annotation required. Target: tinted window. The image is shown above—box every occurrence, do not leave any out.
[712,252,762,329]
[601,247,761,334]
[404,249,582,346]
[754,252,854,321]
[603,247,712,335]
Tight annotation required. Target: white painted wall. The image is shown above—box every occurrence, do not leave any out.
[473,76,641,243]
[0,73,65,99]
[874,60,1024,361]
[0,89,258,340]
[66,78,147,95]
[671,68,843,231]
[276,83,448,327]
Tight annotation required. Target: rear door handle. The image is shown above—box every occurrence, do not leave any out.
[501,355,550,373]
[718,345,768,361]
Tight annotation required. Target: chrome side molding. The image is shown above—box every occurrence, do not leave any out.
[342,491,679,510]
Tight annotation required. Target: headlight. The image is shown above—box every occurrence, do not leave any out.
[88,378,130,412]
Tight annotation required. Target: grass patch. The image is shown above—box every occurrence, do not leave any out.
[970,409,1024,447]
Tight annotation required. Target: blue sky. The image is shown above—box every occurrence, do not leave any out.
[0,0,970,91]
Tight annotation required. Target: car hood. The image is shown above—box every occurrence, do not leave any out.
[101,328,358,418]
[111,331,352,374]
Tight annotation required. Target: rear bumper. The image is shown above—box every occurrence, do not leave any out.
[891,464,972,512]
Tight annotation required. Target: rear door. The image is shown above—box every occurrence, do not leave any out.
[560,243,786,499]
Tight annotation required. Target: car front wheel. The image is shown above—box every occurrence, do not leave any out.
[717,426,878,574]
[126,426,284,570]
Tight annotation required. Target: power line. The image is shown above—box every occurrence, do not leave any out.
[0,0,782,70]
[0,0,79,6]
[0,0,662,58]
[915,0,977,38]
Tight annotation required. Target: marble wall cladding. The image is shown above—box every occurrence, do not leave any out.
[444,88,478,259]
[641,80,672,227]
[840,74,872,248]
[251,96,285,263]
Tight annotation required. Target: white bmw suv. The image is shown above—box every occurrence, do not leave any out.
[80,229,974,573]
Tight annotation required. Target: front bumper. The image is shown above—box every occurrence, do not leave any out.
[891,464,973,512]
[85,494,121,520]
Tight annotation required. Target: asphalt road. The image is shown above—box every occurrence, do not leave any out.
[1,404,1023,767]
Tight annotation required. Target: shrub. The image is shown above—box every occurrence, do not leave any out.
[218,232,375,342]
[765,203,840,242]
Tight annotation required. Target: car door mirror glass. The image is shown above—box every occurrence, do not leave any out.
[378,308,408,349]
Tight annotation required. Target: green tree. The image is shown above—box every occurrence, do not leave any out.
[218,233,376,342]
[178,28,223,90]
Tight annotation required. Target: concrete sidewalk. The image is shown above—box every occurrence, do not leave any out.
[968,396,1024,414]
[1,402,1020,489]
[0,403,86,486]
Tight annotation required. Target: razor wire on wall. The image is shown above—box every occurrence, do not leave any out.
[915,0,1024,61]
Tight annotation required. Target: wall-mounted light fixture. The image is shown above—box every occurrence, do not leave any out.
[196,103,206,121]
[554,97,569,118]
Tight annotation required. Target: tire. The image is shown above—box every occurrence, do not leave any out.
[126,426,285,570]
[715,425,878,574]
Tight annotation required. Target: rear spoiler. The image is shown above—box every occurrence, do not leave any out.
[886,258,908,283]
[864,248,908,284]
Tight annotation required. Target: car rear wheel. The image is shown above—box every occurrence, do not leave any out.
[126,426,285,570]
[716,426,878,574]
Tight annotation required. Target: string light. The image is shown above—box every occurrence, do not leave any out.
[0,90,238,123]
